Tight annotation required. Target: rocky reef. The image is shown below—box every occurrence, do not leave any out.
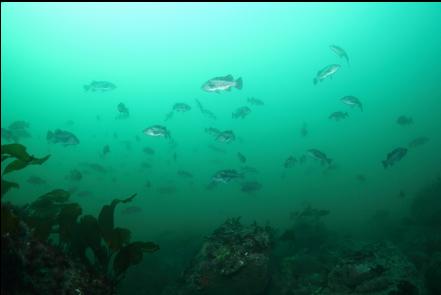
[179,217,274,295]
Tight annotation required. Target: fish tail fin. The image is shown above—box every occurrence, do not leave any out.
[345,55,350,66]
[235,77,243,90]
[382,160,388,169]
[83,85,90,91]
[313,78,318,85]
[359,104,363,112]
[327,158,333,165]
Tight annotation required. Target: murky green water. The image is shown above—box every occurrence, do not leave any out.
[2,3,441,295]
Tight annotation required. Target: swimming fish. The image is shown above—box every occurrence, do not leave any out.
[313,64,340,85]
[202,75,243,93]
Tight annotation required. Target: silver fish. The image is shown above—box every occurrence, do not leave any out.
[237,152,247,163]
[341,96,363,111]
[195,99,217,119]
[247,97,264,106]
[211,169,243,184]
[216,130,235,143]
[116,103,129,119]
[330,45,349,65]
[329,111,349,121]
[408,136,429,148]
[284,156,297,168]
[313,64,340,85]
[241,181,262,193]
[232,106,251,119]
[202,74,243,93]
[83,81,116,92]
[177,170,193,178]
[173,103,191,112]
[382,147,407,168]
[396,115,413,126]
[307,149,332,165]
[143,125,170,138]
[47,129,79,146]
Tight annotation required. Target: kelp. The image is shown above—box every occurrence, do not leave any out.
[48,193,159,280]
[1,178,19,197]
[1,143,50,198]
[113,241,160,277]
[98,193,137,247]
[1,143,50,175]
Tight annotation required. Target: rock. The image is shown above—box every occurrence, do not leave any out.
[179,218,273,295]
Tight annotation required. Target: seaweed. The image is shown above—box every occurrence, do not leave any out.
[0,143,159,289]
[1,143,50,198]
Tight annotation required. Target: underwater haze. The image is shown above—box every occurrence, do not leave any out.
[2,2,441,295]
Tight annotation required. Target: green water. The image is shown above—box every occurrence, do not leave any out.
[2,3,441,294]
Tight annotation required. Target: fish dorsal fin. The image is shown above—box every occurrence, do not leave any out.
[223,74,234,81]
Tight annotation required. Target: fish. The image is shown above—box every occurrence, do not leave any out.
[165,103,192,121]
[382,147,407,168]
[291,206,330,219]
[27,175,47,185]
[66,169,82,182]
[247,97,264,106]
[313,64,340,85]
[232,106,251,119]
[396,115,413,126]
[329,111,349,121]
[116,103,129,119]
[216,130,235,143]
[330,45,350,65]
[300,123,308,138]
[341,96,363,111]
[2,121,31,142]
[121,206,143,215]
[237,152,247,163]
[195,99,217,119]
[47,129,80,146]
[142,147,155,155]
[241,181,262,193]
[307,149,332,165]
[211,169,243,184]
[102,144,110,156]
[143,125,170,138]
[408,136,429,148]
[173,103,191,112]
[284,156,297,168]
[9,121,30,130]
[205,127,221,137]
[201,74,243,93]
[356,174,367,183]
[177,170,193,178]
[1,128,19,142]
[83,81,116,92]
